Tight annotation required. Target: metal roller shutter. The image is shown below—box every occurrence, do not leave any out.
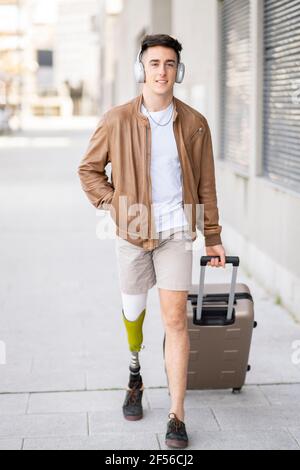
[263,0,300,192]
[220,0,251,168]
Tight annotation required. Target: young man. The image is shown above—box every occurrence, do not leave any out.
[78,34,226,449]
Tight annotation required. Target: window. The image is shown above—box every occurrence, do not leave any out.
[263,0,300,192]
[219,0,251,168]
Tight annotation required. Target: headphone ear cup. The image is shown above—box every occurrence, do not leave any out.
[134,56,184,83]
[134,60,145,83]
[176,63,185,84]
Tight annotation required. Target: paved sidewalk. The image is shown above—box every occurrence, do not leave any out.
[0,123,300,450]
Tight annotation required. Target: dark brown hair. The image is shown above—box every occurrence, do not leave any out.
[140,34,183,64]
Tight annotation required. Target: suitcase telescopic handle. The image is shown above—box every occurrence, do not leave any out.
[196,256,240,322]
[201,256,240,267]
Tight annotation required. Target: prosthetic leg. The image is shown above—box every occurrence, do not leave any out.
[122,307,146,388]
[122,293,147,420]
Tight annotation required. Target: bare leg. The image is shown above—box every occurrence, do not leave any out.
[159,288,190,422]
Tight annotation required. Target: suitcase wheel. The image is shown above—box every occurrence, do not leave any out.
[232,387,242,394]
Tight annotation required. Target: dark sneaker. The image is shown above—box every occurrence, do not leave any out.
[122,380,144,421]
[165,413,189,449]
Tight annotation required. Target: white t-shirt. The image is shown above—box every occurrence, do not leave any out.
[141,101,189,233]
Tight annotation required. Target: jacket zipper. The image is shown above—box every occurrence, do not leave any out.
[146,125,156,247]
[190,127,203,141]
[174,121,198,235]
[173,122,186,210]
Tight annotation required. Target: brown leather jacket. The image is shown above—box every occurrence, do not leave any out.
[78,93,222,251]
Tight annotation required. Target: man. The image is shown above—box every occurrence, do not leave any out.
[78,34,226,449]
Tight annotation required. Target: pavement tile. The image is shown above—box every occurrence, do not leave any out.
[158,429,300,450]
[212,405,300,430]
[0,394,29,415]
[0,413,88,439]
[0,439,23,451]
[28,390,133,414]
[23,433,159,450]
[89,408,219,436]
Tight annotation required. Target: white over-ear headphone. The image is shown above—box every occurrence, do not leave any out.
[134,50,185,84]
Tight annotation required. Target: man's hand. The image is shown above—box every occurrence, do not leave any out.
[206,244,226,268]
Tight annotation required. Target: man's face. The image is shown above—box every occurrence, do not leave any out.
[142,46,178,95]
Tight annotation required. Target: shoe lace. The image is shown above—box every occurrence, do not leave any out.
[126,384,142,405]
[168,413,183,433]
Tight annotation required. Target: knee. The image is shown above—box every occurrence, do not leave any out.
[163,309,187,332]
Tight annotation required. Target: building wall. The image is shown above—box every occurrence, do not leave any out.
[55,0,103,115]
[102,0,151,109]
[215,0,300,320]
[103,0,174,108]
[172,0,218,126]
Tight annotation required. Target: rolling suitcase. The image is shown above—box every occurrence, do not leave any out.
[187,256,257,392]
[163,256,257,393]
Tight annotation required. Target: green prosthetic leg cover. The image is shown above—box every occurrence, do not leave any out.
[122,308,146,352]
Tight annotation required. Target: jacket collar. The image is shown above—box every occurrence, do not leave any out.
[134,93,178,125]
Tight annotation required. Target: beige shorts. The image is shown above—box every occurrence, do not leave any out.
[115,226,193,294]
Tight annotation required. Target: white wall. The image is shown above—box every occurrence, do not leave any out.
[105,0,173,107]
[55,0,103,114]
[172,0,218,127]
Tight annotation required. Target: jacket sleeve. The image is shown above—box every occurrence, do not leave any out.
[197,118,222,247]
[78,114,115,210]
